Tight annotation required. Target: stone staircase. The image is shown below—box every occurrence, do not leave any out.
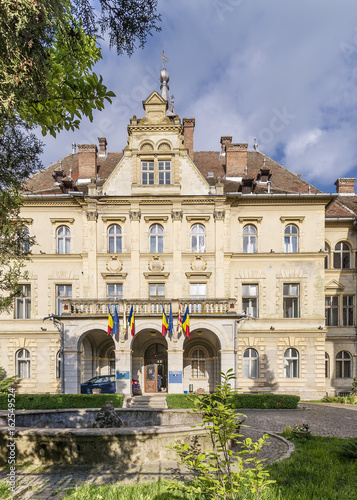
[127,394,167,409]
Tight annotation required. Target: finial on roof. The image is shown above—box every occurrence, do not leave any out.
[160,49,169,69]
[72,142,76,154]
[253,138,259,151]
[159,49,170,102]
[69,167,72,179]
[263,156,266,166]
[169,94,175,114]
[244,165,248,175]
[308,184,311,194]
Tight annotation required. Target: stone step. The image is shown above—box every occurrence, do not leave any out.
[129,394,167,408]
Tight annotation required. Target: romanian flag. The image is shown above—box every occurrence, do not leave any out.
[162,308,169,336]
[107,306,114,335]
[113,306,119,336]
[128,305,135,337]
[177,304,183,336]
[182,306,190,338]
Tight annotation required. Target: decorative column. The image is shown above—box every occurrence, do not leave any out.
[214,209,225,298]
[129,209,141,298]
[171,209,183,299]
[167,332,184,394]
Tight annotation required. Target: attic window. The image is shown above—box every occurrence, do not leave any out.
[206,172,215,178]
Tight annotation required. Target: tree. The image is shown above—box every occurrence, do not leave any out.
[0,0,161,311]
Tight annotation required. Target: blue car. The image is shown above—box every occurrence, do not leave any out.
[80,375,116,394]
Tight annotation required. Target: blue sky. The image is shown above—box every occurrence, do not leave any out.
[39,0,357,193]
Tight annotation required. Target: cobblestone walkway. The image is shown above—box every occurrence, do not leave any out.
[1,403,355,499]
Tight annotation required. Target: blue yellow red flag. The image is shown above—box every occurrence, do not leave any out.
[107,306,114,335]
[182,306,190,338]
[128,305,135,337]
[162,308,169,336]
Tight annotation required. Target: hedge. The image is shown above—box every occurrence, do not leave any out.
[0,393,124,410]
[166,393,300,410]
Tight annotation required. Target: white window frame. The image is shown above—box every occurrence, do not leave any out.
[333,242,351,269]
[343,295,354,326]
[56,284,72,315]
[56,225,71,254]
[158,161,171,185]
[284,348,299,378]
[15,284,31,319]
[242,348,259,378]
[149,283,165,313]
[283,283,300,318]
[142,161,155,185]
[243,224,257,253]
[16,348,30,379]
[149,224,164,253]
[284,224,298,253]
[108,224,122,253]
[325,296,339,326]
[191,224,206,253]
[242,284,258,318]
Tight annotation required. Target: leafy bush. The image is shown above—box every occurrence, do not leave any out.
[0,366,18,394]
[351,375,357,395]
[321,395,356,404]
[167,393,300,410]
[0,393,124,410]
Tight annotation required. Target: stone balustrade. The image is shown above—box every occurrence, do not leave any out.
[61,298,237,316]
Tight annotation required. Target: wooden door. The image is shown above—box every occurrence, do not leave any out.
[144,362,157,393]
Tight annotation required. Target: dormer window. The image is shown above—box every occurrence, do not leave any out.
[158,161,171,184]
[142,162,154,185]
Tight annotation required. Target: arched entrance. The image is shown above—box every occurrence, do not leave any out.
[144,343,167,393]
[79,329,115,382]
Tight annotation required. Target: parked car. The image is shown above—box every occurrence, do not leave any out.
[132,379,141,395]
[80,375,115,394]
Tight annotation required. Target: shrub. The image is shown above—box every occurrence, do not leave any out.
[167,393,300,410]
[0,366,18,394]
[0,393,124,410]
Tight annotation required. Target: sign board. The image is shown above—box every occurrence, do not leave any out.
[116,371,129,380]
[169,371,182,383]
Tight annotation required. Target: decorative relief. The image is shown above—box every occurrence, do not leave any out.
[158,142,171,151]
[213,210,225,220]
[129,210,141,221]
[171,210,183,221]
[190,256,207,272]
[106,257,123,273]
[86,211,98,221]
[148,256,165,272]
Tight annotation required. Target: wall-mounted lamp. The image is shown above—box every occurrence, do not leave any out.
[150,331,157,336]
[270,326,275,331]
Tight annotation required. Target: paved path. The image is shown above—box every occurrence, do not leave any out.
[1,403,356,499]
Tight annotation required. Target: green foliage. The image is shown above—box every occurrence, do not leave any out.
[282,426,293,439]
[0,393,123,410]
[351,374,357,395]
[321,395,356,404]
[0,480,10,499]
[0,367,18,394]
[166,393,300,410]
[169,370,274,500]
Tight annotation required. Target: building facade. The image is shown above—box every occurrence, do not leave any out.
[0,70,356,399]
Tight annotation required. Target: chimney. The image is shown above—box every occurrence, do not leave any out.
[220,136,232,155]
[78,144,97,180]
[225,143,248,177]
[335,178,356,195]
[98,137,107,157]
[183,118,195,158]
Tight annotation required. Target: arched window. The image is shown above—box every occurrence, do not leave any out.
[324,243,330,269]
[16,348,30,379]
[336,351,352,378]
[333,242,351,269]
[325,352,330,378]
[191,224,205,253]
[284,348,299,378]
[149,224,164,253]
[108,224,122,253]
[20,226,30,254]
[284,224,298,253]
[56,351,62,379]
[191,348,206,378]
[243,348,259,378]
[56,225,71,254]
[243,225,257,253]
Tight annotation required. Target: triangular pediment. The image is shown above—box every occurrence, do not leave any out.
[142,91,167,107]
[325,279,345,291]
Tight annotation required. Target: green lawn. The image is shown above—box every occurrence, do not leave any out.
[1,436,356,499]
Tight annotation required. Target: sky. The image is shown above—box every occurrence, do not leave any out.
[38,0,357,194]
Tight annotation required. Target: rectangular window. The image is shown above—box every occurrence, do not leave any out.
[325,296,339,326]
[107,283,123,315]
[149,283,165,313]
[15,285,31,319]
[242,284,258,318]
[283,283,299,318]
[56,285,72,315]
[158,161,171,185]
[343,295,354,326]
[142,161,154,185]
